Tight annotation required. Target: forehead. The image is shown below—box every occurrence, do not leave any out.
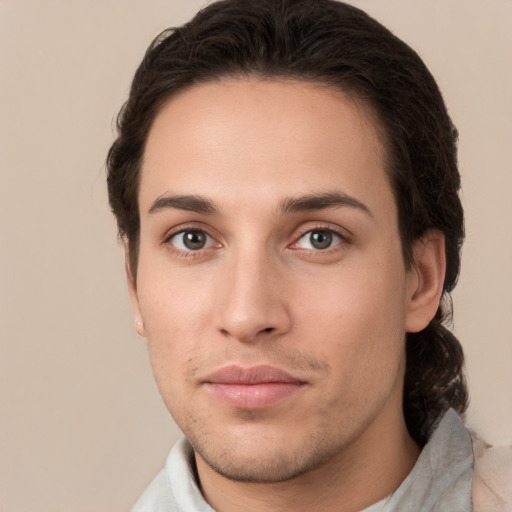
[139,79,393,218]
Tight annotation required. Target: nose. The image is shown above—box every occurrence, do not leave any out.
[216,249,291,343]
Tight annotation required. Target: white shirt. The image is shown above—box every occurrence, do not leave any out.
[132,409,474,512]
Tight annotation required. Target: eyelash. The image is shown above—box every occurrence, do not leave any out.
[162,226,219,258]
[162,223,349,258]
[290,224,349,255]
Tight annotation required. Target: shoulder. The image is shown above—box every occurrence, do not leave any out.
[131,468,177,512]
[471,433,512,512]
[131,438,213,512]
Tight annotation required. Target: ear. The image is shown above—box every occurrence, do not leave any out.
[405,231,446,333]
[125,250,146,337]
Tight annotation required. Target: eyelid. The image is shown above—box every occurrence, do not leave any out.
[288,223,350,251]
[163,222,216,242]
[161,221,349,256]
[162,223,222,256]
[296,230,342,250]
[170,230,215,251]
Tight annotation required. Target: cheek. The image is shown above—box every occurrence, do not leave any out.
[136,265,214,384]
[137,250,213,330]
[295,259,408,378]
[296,275,407,424]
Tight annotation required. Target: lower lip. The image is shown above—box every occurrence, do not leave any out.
[206,382,304,409]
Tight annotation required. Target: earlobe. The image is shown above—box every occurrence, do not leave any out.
[125,253,146,338]
[405,231,446,333]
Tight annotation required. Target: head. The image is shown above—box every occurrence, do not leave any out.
[107,0,467,471]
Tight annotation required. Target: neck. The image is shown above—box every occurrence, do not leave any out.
[195,404,420,512]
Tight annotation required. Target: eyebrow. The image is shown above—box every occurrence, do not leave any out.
[147,191,372,218]
[148,194,219,216]
[278,191,373,218]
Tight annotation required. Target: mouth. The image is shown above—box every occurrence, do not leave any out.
[203,365,306,410]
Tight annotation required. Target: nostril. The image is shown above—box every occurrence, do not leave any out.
[261,327,274,334]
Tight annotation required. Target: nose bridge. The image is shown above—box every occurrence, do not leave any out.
[217,241,290,342]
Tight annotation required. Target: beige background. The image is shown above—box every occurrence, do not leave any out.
[0,1,510,511]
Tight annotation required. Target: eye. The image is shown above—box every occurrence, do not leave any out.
[295,229,343,250]
[169,230,215,251]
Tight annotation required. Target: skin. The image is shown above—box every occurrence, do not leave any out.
[128,79,445,512]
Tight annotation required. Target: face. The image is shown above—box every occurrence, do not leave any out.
[130,79,423,483]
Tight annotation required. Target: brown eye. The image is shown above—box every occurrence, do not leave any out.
[170,230,213,251]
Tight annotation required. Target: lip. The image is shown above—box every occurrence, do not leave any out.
[203,365,306,410]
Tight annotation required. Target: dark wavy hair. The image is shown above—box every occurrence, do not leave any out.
[107,0,467,446]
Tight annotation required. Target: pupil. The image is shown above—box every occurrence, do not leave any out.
[184,231,206,250]
[310,231,332,249]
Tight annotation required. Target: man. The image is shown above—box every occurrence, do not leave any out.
[106,1,506,510]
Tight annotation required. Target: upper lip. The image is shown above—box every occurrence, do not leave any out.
[204,365,304,385]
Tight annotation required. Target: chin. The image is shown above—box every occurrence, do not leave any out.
[192,427,344,484]
[198,449,321,483]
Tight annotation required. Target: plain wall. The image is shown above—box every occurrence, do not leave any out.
[0,1,510,511]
